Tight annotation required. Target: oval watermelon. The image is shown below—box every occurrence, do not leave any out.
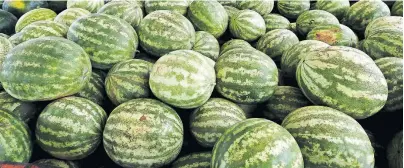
[314,0,350,20]
[172,152,211,168]
[15,8,57,33]
[144,0,189,15]
[192,31,220,61]
[219,39,252,56]
[97,1,143,29]
[76,70,106,106]
[277,0,310,19]
[344,0,390,31]
[54,8,91,27]
[363,28,403,59]
[0,91,37,123]
[229,9,265,41]
[263,13,290,32]
[365,16,403,38]
[391,1,403,16]
[0,9,17,35]
[66,0,104,13]
[296,10,340,36]
[306,24,358,47]
[387,131,403,168]
[256,29,299,60]
[14,20,68,45]
[236,0,274,16]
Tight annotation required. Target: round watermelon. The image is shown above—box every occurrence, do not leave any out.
[365,16,403,38]
[144,0,189,15]
[103,98,183,168]
[219,39,252,56]
[66,0,104,13]
[192,31,220,61]
[296,10,340,36]
[363,28,403,59]
[13,20,68,45]
[54,8,91,27]
[215,47,278,104]
[105,59,153,105]
[190,98,246,147]
[0,9,17,35]
[314,0,350,20]
[391,1,403,16]
[344,0,390,31]
[282,106,375,168]
[263,13,290,32]
[172,152,211,168]
[229,9,265,42]
[67,13,138,69]
[375,57,403,112]
[15,8,57,33]
[256,29,299,60]
[97,1,143,29]
[76,70,106,106]
[212,118,304,168]
[296,46,388,119]
[2,0,48,17]
[138,10,195,57]
[149,50,215,109]
[33,159,79,168]
[236,0,274,16]
[306,24,358,47]
[387,131,403,168]
[0,91,37,123]
[0,37,92,101]
[277,0,310,19]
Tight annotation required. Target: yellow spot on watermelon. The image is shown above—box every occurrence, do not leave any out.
[11,0,25,10]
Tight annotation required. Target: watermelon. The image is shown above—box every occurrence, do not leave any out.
[289,22,297,34]
[47,1,67,13]
[108,0,144,9]
[192,31,220,61]
[149,50,215,109]
[97,1,143,29]
[281,40,329,78]
[54,8,91,27]
[219,39,252,55]
[8,31,23,46]
[67,13,138,69]
[190,98,246,147]
[212,118,304,168]
[0,91,37,123]
[375,57,403,112]
[144,0,189,15]
[0,35,12,64]
[344,0,390,31]
[387,131,403,168]
[237,103,257,118]
[172,152,211,168]
[15,8,57,33]
[12,20,68,45]
[229,9,265,41]
[391,1,403,16]
[365,16,403,38]
[236,0,274,16]
[314,0,350,20]
[138,10,195,57]
[256,29,299,60]
[296,46,388,119]
[277,0,310,19]
[0,9,17,35]
[105,59,153,105]
[264,86,311,121]
[36,96,107,160]
[218,0,237,8]
[263,13,290,32]
[306,24,359,47]
[296,10,340,36]
[0,37,92,101]
[215,47,278,104]
[282,106,375,168]
[223,5,239,19]
[0,109,32,163]
[188,0,228,38]
[32,159,79,168]
[76,70,106,106]
[66,0,104,13]
[2,0,48,17]
[357,39,365,51]
[103,98,183,168]
[363,28,403,59]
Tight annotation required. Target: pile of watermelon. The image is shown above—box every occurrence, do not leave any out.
[0,0,402,167]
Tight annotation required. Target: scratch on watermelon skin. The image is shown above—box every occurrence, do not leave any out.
[192,31,220,61]
[306,24,358,47]
[103,98,183,168]
[97,1,143,29]
[282,106,375,168]
[229,9,265,42]
[256,29,299,60]
[54,8,91,27]
[15,8,56,33]
[296,10,339,36]
[144,0,189,15]
[296,46,388,119]
[66,0,104,13]
[277,0,310,19]
[212,118,304,168]
[172,152,211,168]
[363,29,403,59]
[344,0,390,31]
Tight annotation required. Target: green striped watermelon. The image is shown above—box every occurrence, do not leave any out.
[54,8,91,27]
[289,22,297,34]
[215,47,278,104]
[365,16,403,38]
[296,10,340,36]
[33,159,79,168]
[212,118,304,168]
[103,98,183,168]
[8,32,23,46]
[2,0,48,17]
[109,0,144,9]
[218,0,237,8]
[296,46,388,119]
[229,9,265,41]
[149,50,215,109]
[306,24,358,47]
[219,39,252,56]
[138,10,195,57]
[188,0,228,38]
[105,59,153,105]
[314,0,350,20]
[344,0,390,31]
[15,8,56,33]
[282,106,375,168]
[236,0,274,16]
[375,57,403,112]
[263,14,290,32]
[387,131,403,168]
[0,9,17,35]
[192,31,220,61]
[172,152,211,168]
[391,1,403,16]
[256,29,299,60]
[144,0,189,15]
[97,1,143,29]
[277,0,310,19]
[76,70,106,106]
[0,109,32,163]
[0,91,36,123]
[0,35,12,65]
[237,103,257,118]
[36,96,107,160]
[67,13,138,69]
[264,86,311,121]
[363,28,403,59]
[223,5,239,19]
[0,37,92,101]
[281,40,329,78]
[67,0,104,13]
[12,20,68,45]
[190,98,246,147]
